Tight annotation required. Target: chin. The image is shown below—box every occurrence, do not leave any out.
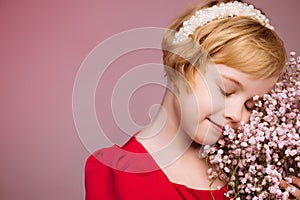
[191,126,222,145]
[194,134,221,145]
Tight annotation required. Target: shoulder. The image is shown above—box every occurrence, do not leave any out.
[85,137,157,173]
[85,137,168,199]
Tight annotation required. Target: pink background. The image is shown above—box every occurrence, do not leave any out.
[1,0,299,199]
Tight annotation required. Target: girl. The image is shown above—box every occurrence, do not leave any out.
[85,0,294,199]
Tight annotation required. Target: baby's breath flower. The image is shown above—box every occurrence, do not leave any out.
[205,53,300,199]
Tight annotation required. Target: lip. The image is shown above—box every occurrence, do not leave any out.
[208,118,224,135]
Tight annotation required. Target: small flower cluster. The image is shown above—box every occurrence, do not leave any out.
[204,52,300,199]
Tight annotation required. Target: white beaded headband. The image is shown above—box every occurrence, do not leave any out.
[173,1,274,44]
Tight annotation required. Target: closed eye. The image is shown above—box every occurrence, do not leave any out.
[219,87,234,97]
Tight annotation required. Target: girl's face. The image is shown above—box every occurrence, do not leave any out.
[177,64,278,145]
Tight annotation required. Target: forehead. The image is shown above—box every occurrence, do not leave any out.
[205,64,278,96]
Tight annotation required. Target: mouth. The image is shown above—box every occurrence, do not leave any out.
[207,118,225,135]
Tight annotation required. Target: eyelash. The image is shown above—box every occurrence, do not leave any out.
[219,87,233,97]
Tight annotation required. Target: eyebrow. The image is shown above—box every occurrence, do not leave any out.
[221,75,243,88]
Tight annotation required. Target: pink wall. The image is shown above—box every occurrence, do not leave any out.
[1,0,299,199]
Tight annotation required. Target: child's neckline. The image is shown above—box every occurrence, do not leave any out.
[132,136,227,191]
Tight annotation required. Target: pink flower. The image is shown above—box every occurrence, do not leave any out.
[205,52,300,199]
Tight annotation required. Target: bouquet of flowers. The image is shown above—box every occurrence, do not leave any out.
[203,52,300,200]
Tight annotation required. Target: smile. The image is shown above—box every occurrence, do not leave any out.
[208,118,224,134]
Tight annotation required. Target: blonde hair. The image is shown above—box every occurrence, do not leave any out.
[162,0,287,93]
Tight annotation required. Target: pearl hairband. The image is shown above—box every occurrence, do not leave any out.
[173,1,274,44]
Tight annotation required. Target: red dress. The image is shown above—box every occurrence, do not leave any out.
[85,137,227,200]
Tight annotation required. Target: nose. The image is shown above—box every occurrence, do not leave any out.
[224,100,249,127]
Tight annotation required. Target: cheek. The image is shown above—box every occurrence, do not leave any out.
[196,90,224,117]
[180,95,200,124]
[202,83,225,113]
[177,92,202,137]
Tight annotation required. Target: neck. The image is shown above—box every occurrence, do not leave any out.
[136,89,226,189]
[136,89,202,168]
